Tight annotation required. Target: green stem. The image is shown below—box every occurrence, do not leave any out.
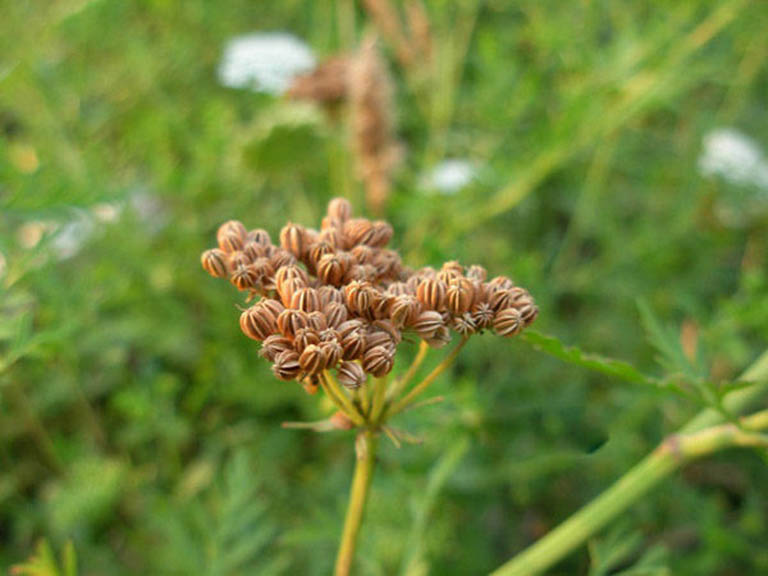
[370,375,388,424]
[320,373,366,427]
[491,350,768,576]
[387,340,429,402]
[335,430,378,576]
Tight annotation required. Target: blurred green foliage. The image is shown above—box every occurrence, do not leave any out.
[1,0,767,574]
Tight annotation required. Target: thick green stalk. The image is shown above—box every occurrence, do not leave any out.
[335,431,378,576]
[491,350,768,576]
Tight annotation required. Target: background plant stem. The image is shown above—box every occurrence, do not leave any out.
[491,350,768,576]
[335,430,378,576]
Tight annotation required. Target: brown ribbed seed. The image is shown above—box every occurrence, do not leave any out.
[280,223,307,258]
[343,218,375,247]
[344,280,375,314]
[390,294,420,328]
[217,220,247,244]
[248,228,271,246]
[426,325,452,348]
[277,309,309,338]
[328,197,352,222]
[517,302,538,326]
[471,302,495,330]
[277,277,304,308]
[299,344,327,375]
[446,278,475,315]
[291,287,321,312]
[324,302,348,328]
[240,303,279,341]
[308,241,334,269]
[452,313,477,336]
[243,241,268,261]
[466,264,487,282]
[229,251,251,269]
[307,311,328,332]
[494,308,522,337]
[251,257,275,282]
[293,328,320,354]
[274,264,308,291]
[365,331,394,353]
[369,221,394,248]
[270,249,296,270]
[362,346,394,377]
[350,244,375,264]
[321,340,343,368]
[411,310,444,338]
[416,278,447,311]
[336,361,366,390]
[230,264,260,291]
[372,319,401,344]
[218,232,244,253]
[317,254,346,286]
[201,249,229,278]
[489,275,515,290]
[318,285,344,306]
[260,335,294,361]
[272,350,302,381]
[339,321,367,360]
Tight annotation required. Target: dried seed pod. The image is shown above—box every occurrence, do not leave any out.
[365,331,394,353]
[339,320,367,360]
[272,350,302,381]
[337,361,366,390]
[466,264,487,282]
[218,232,244,253]
[385,282,412,297]
[426,325,452,348]
[517,302,538,326]
[446,278,475,315]
[270,248,297,270]
[308,241,334,268]
[368,221,393,248]
[390,294,420,327]
[307,311,328,332]
[328,197,353,222]
[243,241,268,261]
[217,220,247,244]
[318,285,344,306]
[372,249,401,278]
[280,223,307,258]
[411,310,444,338]
[508,287,530,306]
[260,335,294,361]
[488,287,514,312]
[442,260,464,275]
[324,301,348,328]
[350,244,375,265]
[317,254,347,286]
[343,218,375,247]
[275,265,308,291]
[251,257,275,283]
[277,308,310,338]
[201,248,229,278]
[291,287,321,312]
[416,277,447,311]
[248,228,272,246]
[372,319,401,344]
[362,345,394,377]
[277,277,304,308]
[230,264,260,291]
[471,302,495,330]
[344,280,376,314]
[302,375,320,395]
[489,275,515,290]
[299,344,327,375]
[493,308,522,337]
[240,303,278,341]
[294,327,320,354]
[229,251,252,269]
[452,313,477,337]
[321,339,343,368]
[319,328,341,343]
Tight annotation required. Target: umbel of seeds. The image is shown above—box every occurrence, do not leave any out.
[201,197,538,390]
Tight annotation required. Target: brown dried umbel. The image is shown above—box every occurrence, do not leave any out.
[201,196,537,398]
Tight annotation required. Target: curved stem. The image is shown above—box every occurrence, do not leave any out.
[335,430,378,576]
[491,350,768,576]
[388,337,467,417]
[321,372,366,426]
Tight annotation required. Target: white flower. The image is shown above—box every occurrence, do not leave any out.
[218,32,315,94]
[698,128,768,190]
[424,159,476,195]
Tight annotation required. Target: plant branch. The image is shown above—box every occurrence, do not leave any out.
[490,350,768,576]
[320,372,366,427]
[387,340,430,402]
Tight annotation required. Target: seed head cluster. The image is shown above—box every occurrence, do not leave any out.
[201,198,537,391]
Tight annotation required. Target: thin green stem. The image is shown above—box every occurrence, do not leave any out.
[491,349,768,576]
[387,340,429,402]
[320,373,365,427]
[388,338,467,417]
[370,375,388,424]
[335,430,378,576]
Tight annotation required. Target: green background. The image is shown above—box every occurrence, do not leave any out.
[1,1,767,574]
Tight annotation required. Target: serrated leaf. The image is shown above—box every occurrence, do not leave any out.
[522,331,659,387]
